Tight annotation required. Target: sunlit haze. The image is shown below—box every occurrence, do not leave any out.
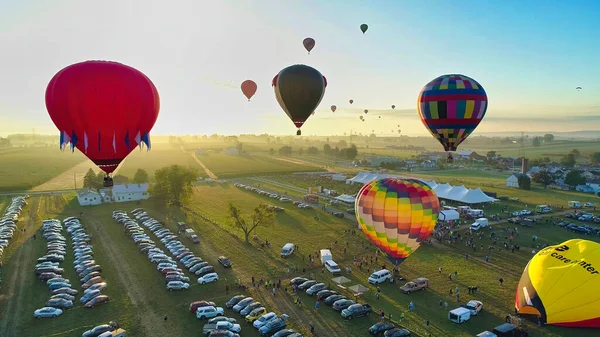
[1,0,599,137]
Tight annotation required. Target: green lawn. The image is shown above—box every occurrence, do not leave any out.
[198,154,323,178]
[0,147,87,191]
[117,143,206,179]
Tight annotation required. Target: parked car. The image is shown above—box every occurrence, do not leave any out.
[369,322,396,335]
[218,256,232,268]
[306,283,327,295]
[324,294,345,305]
[232,297,254,312]
[384,328,412,337]
[399,278,429,294]
[258,315,288,335]
[226,295,245,309]
[332,299,355,311]
[341,303,372,319]
[462,300,483,316]
[45,298,73,309]
[81,324,114,337]
[167,281,190,291]
[207,330,240,337]
[289,277,308,286]
[196,306,225,319]
[252,312,277,328]
[198,272,219,284]
[240,302,263,316]
[84,295,109,308]
[189,300,217,313]
[298,280,317,290]
[34,307,63,318]
[208,317,237,324]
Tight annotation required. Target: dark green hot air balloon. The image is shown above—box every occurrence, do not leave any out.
[360,24,368,34]
[272,64,327,135]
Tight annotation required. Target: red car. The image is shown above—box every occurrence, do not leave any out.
[85,295,109,308]
[161,268,182,275]
[189,300,217,313]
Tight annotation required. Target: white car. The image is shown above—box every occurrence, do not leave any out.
[462,300,483,315]
[167,281,190,291]
[34,307,63,318]
[253,312,277,328]
[197,272,219,284]
[196,306,225,319]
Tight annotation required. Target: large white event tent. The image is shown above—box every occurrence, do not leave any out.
[345,172,497,204]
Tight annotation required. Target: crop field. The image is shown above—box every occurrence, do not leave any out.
[0,178,598,337]
[0,147,87,192]
[116,144,206,179]
[198,153,323,178]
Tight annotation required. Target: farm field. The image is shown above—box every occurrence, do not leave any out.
[0,147,87,192]
[198,153,323,178]
[0,182,598,337]
[116,144,206,179]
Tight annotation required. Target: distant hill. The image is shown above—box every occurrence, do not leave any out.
[478,130,600,139]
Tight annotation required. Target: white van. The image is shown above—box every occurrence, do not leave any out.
[468,209,484,217]
[281,243,295,257]
[368,269,391,284]
[320,249,332,265]
[470,218,489,231]
[324,260,341,274]
[448,307,471,324]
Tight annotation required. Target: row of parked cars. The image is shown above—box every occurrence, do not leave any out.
[290,277,373,320]
[226,295,293,336]
[0,196,27,262]
[34,219,73,318]
[64,217,109,307]
[566,211,600,223]
[234,183,312,210]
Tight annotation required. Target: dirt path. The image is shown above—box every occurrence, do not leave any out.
[269,156,326,170]
[31,159,125,192]
[83,216,163,337]
[188,151,218,179]
[0,195,42,336]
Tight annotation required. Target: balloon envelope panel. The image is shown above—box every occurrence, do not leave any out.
[417,74,487,151]
[516,239,600,327]
[355,178,440,264]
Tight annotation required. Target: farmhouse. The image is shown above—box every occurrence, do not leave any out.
[456,150,486,161]
[506,173,528,188]
[112,183,150,203]
[76,188,102,206]
[368,156,403,167]
[223,147,239,155]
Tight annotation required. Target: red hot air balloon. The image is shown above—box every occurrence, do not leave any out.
[241,80,257,101]
[272,64,327,135]
[303,38,315,54]
[330,105,337,112]
[46,61,160,187]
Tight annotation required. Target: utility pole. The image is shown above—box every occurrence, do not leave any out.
[74,172,77,190]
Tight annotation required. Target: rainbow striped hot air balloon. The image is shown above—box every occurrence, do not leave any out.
[417,74,487,152]
[355,178,440,265]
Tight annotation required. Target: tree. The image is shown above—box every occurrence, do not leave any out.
[590,152,600,165]
[531,170,554,188]
[228,202,275,242]
[518,174,531,190]
[298,148,304,155]
[560,153,576,168]
[486,151,497,160]
[336,140,347,148]
[307,146,319,155]
[113,174,129,184]
[83,169,98,189]
[0,137,11,148]
[532,137,541,147]
[149,165,198,206]
[133,168,149,184]
[565,170,586,187]
[543,134,554,143]
[323,144,332,155]
[278,146,292,156]
[96,172,105,187]
[342,144,358,159]
[570,149,580,157]
[269,148,275,155]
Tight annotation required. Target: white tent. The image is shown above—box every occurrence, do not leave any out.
[424,180,438,189]
[433,183,452,199]
[445,185,469,201]
[335,194,356,203]
[439,210,460,221]
[460,188,497,204]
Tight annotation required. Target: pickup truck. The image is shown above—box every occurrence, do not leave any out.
[341,303,372,319]
[399,277,429,294]
[202,321,241,335]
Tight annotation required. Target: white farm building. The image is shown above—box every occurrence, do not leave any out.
[76,189,102,206]
[77,183,150,206]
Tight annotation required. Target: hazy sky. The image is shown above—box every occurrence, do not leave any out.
[1,0,599,137]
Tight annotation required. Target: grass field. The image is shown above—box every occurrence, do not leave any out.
[198,153,323,178]
[116,144,206,179]
[0,147,86,191]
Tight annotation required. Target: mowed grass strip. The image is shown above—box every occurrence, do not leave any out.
[0,148,87,191]
[117,144,205,179]
[199,154,323,178]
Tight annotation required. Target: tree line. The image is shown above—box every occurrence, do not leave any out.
[82,168,149,189]
[271,143,358,160]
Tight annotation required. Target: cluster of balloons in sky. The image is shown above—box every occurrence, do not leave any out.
[44,22,488,182]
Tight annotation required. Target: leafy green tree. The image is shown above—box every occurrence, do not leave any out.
[113,174,129,184]
[543,134,554,143]
[307,146,319,155]
[133,168,149,184]
[278,146,292,156]
[518,175,531,190]
[96,172,105,187]
[531,170,553,188]
[560,153,576,168]
[149,165,198,206]
[590,152,600,165]
[228,202,275,242]
[269,148,275,155]
[83,169,98,189]
[564,170,586,187]
[532,137,541,147]
[570,149,580,157]
[323,144,332,155]
[486,151,497,160]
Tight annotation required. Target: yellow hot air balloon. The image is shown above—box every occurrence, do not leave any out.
[355,178,440,265]
[516,239,600,327]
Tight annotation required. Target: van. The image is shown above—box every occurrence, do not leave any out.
[368,269,391,284]
[448,307,471,323]
[568,201,582,209]
[468,209,484,217]
[324,260,341,274]
[281,243,295,257]
[320,249,332,265]
[535,205,552,213]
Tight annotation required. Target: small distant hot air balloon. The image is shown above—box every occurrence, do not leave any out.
[418,74,487,156]
[356,178,440,265]
[331,105,337,113]
[378,116,381,119]
[576,86,582,90]
[364,109,368,114]
[45,61,160,187]
[272,64,327,136]
[516,239,600,327]
[303,38,315,54]
[241,80,257,101]
[349,99,354,104]
[360,24,368,34]
[391,105,395,109]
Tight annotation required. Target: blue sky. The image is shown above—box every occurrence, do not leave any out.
[0,0,599,136]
